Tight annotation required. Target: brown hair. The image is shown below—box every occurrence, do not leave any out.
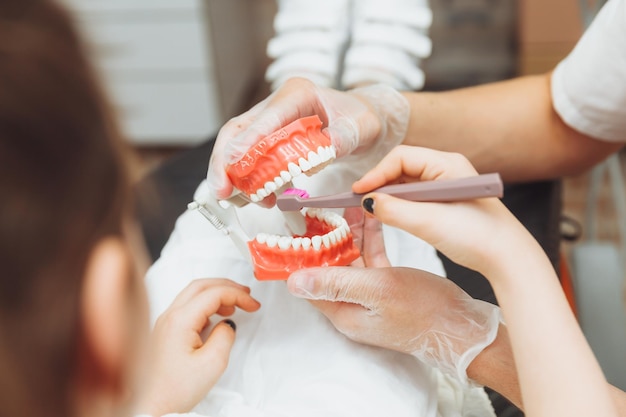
[0,0,132,415]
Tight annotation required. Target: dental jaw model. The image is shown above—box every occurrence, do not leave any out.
[192,116,360,281]
[246,207,359,280]
[226,115,336,202]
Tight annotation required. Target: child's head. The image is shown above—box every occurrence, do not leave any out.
[0,1,149,416]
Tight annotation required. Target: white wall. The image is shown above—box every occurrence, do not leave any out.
[61,0,272,145]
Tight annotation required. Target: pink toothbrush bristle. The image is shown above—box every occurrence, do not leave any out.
[283,188,309,199]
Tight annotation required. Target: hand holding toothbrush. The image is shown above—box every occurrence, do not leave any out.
[289,146,616,417]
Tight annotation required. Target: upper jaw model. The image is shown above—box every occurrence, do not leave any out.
[225,115,360,280]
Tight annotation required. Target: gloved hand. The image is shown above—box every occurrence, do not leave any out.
[287,206,500,386]
[287,266,501,385]
[342,206,390,266]
[207,77,410,200]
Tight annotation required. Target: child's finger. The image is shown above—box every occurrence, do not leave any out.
[353,146,477,193]
[361,193,444,245]
[215,305,236,317]
[168,278,251,309]
[192,288,258,322]
[165,286,260,335]
[197,319,238,377]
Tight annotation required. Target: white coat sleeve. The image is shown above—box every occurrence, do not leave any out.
[551,0,626,142]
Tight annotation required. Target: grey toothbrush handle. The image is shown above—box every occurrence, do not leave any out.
[280,173,503,210]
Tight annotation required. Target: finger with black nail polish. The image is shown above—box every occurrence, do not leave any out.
[362,197,375,214]
[223,319,237,331]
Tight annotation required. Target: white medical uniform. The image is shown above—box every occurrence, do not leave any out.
[551,0,626,142]
[144,157,496,417]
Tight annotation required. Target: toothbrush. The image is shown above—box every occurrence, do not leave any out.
[276,173,504,211]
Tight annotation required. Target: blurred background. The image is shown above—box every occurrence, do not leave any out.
[57,0,582,150]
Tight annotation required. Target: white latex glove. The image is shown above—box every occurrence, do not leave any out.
[286,207,500,386]
[207,77,410,200]
[287,266,501,386]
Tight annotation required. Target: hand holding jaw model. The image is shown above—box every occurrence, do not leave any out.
[207,78,410,202]
[204,79,410,280]
[198,115,361,280]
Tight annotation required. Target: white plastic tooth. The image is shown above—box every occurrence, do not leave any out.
[316,146,328,162]
[291,237,302,250]
[278,236,292,250]
[288,162,302,177]
[321,235,331,248]
[307,151,322,167]
[264,181,277,194]
[266,235,278,248]
[323,147,332,161]
[329,145,337,159]
[322,212,334,224]
[280,170,291,182]
[298,157,312,172]
[311,235,322,250]
[257,188,269,198]
[339,227,347,239]
[328,231,337,245]
[301,237,312,250]
[256,233,268,244]
[274,176,285,188]
[334,229,343,242]
[250,194,260,203]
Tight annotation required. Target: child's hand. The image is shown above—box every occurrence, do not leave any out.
[137,279,260,416]
[353,146,539,278]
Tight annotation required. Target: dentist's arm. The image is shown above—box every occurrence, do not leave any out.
[400,73,621,182]
[208,75,621,199]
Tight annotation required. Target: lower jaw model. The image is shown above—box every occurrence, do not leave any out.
[226,115,360,280]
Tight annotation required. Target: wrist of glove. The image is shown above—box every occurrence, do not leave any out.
[325,84,410,177]
[340,83,410,159]
[410,297,502,386]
